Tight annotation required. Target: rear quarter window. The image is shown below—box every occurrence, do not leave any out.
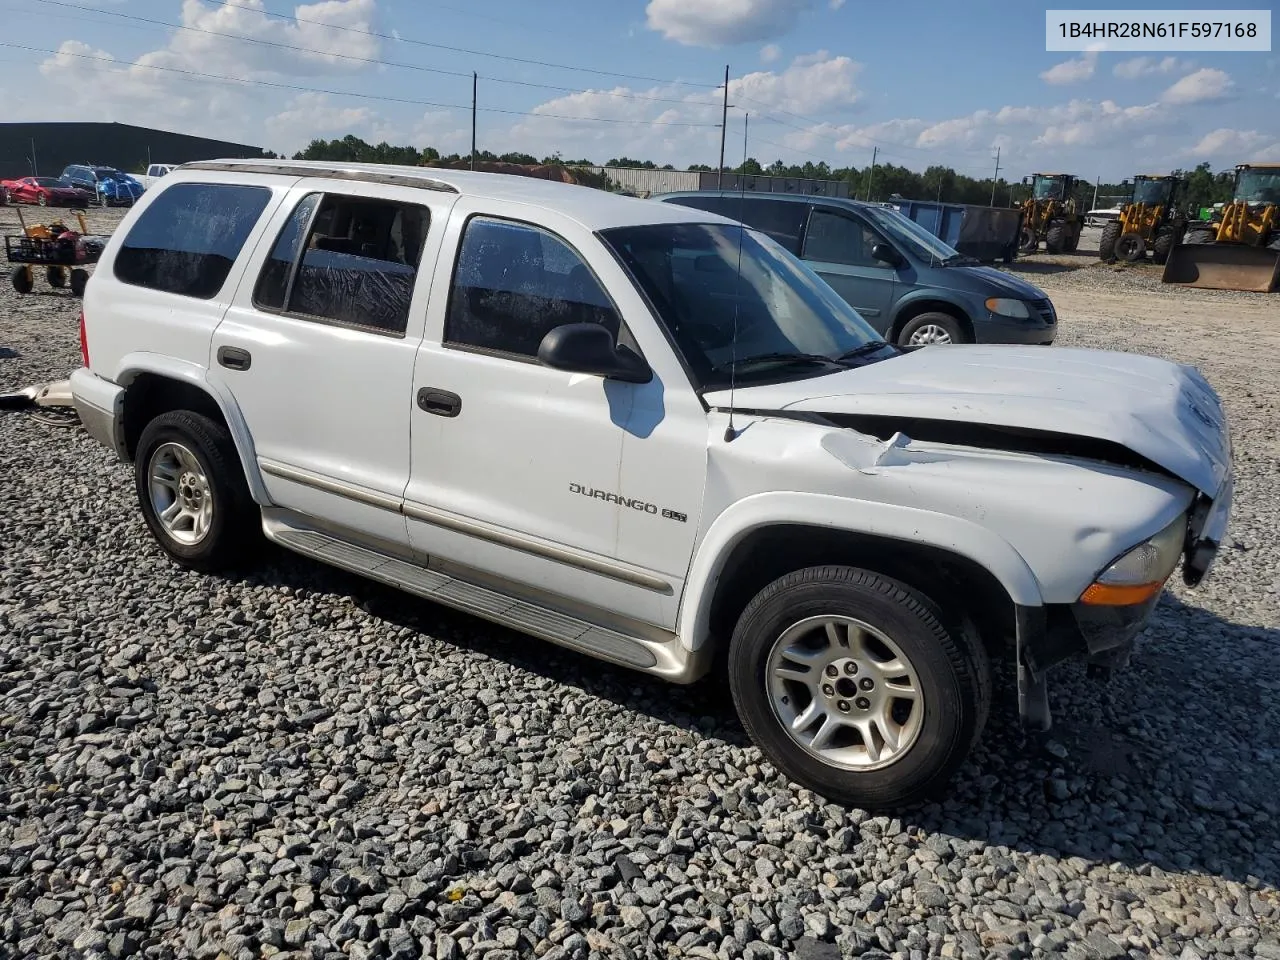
[113,182,272,299]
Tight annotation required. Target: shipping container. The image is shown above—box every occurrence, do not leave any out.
[885,198,1023,264]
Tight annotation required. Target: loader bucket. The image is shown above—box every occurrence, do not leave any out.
[1162,242,1280,292]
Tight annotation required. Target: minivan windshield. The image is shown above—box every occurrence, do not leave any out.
[862,205,962,263]
[601,222,895,390]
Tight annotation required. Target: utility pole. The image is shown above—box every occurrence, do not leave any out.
[1091,176,1099,210]
[30,138,37,176]
[861,146,877,201]
[989,146,1001,206]
[717,65,729,189]
[471,73,477,170]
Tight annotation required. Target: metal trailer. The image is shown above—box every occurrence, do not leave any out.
[886,198,1023,264]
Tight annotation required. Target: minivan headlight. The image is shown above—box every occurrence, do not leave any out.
[985,297,1031,318]
[1079,516,1186,606]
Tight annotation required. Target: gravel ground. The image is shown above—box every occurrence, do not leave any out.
[2,203,1278,960]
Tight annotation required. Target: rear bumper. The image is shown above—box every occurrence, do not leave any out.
[70,367,127,460]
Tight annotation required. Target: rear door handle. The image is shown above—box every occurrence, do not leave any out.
[217,346,252,371]
[417,388,461,418]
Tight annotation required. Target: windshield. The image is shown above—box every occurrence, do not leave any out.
[1032,177,1065,200]
[863,205,961,262]
[32,177,64,187]
[1236,169,1280,204]
[601,222,889,390]
[1132,179,1172,206]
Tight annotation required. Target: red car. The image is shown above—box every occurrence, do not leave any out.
[1,176,93,208]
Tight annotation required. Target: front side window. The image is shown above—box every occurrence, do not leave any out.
[253,192,429,335]
[602,223,888,390]
[113,182,272,299]
[803,209,883,266]
[445,217,620,358]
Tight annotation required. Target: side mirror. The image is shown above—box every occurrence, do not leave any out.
[537,322,652,384]
[871,242,901,266]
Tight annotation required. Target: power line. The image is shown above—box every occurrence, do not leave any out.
[0,41,722,127]
[22,0,719,110]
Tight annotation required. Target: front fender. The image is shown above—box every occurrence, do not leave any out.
[890,288,974,326]
[677,491,1043,652]
[114,352,270,505]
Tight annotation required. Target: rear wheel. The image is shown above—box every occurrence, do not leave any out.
[46,266,68,288]
[899,312,967,347]
[11,265,32,294]
[134,411,261,572]
[728,566,991,809]
[1044,222,1067,254]
[1114,233,1146,263]
[1152,228,1178,265]
[1098,220,1121,260]
[37,193,47,207]
[69,268,89,297]
[1185,227,1215,245]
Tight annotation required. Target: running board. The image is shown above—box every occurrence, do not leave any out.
[265,520,695,678]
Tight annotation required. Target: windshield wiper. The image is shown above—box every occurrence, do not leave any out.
[711,352,851,374]
[837,341,897,362]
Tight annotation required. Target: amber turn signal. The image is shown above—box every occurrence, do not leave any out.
[1079,580,1165,606]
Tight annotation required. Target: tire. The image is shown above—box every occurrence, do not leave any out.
[134,410,261,573]
[11,265,32,294]
[69,268,89,297]
[37,193,47,207]
[1017,226,1037,253]
[727,566,991,809]
[1064,223,1080,252]
[1114,233,1146,263]
[898,311,967,347]
[1044,222,1066,254]
[1152,229,1178,265]
[1098,220,1121,261]
[46,266,68,288]
[1185,228,1215,245]
[0,187,8,205]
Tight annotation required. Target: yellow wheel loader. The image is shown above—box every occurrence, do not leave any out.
[1162,163,1280,292]
[1098,174,1186,265]
[1017,173,1083,254]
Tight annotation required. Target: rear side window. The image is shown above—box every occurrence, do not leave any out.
[113,182,272,299]
[253,192,429,336]
[444,217,620,358]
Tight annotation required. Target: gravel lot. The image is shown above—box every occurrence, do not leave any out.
[2,204,1278,960]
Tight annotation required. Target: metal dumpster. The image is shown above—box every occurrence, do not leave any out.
[886,199,1023,263]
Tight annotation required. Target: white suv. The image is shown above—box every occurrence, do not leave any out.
[71,159,1233,808]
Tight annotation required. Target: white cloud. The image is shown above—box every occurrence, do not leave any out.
[645,0,814,46]
[1161,67,1233,104]
[1183,128,1280,162]
[266,92,376,144]
[760,43,781,63]
[1113,56,1192,79]
[729,52,862,114]
[1040,52,1096,85]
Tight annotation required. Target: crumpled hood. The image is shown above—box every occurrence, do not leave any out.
[704,345,1230,495]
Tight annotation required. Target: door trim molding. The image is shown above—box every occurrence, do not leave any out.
[257,457,672,595]
[403,499,672,595]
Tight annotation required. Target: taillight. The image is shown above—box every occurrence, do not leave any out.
[78,311,90,368]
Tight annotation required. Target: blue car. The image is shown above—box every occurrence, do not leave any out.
[60,164,144,207]
[657,191,1057,347]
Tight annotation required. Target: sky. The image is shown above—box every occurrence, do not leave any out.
[0,0,1277,182]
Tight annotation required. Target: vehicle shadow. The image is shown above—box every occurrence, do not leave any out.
[224,551,1280,889]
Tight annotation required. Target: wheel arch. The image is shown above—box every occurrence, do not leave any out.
[116,354,269,504]
[678,493,1043,659]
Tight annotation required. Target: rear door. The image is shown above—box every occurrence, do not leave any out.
[801,205,898,332]
[209,180,456,548]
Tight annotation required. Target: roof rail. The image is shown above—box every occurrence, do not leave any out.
[179,160,460,194]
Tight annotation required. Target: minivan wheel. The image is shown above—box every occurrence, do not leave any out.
[728,566,991,809]
[134,411,260,572]
[899,312,966,346]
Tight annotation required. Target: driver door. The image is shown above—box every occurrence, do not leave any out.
[801,206,897,333]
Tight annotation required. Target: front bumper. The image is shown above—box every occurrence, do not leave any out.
[70,367,127,460]
[973,313,1056,345]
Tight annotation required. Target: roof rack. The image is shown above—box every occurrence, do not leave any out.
[179,160,459,194]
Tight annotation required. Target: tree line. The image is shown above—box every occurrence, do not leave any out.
[291,135,1240,211]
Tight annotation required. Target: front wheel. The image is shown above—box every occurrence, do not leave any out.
[728,567,991,809]
[11,265,33,294]
[1044,222,1067,254]
[1114,232,1146,263]
[134,410,261,572]
[69,268,89,297]
[899,311,967,346]
[1098,220,1121,260]
[1017,226,1037,253]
